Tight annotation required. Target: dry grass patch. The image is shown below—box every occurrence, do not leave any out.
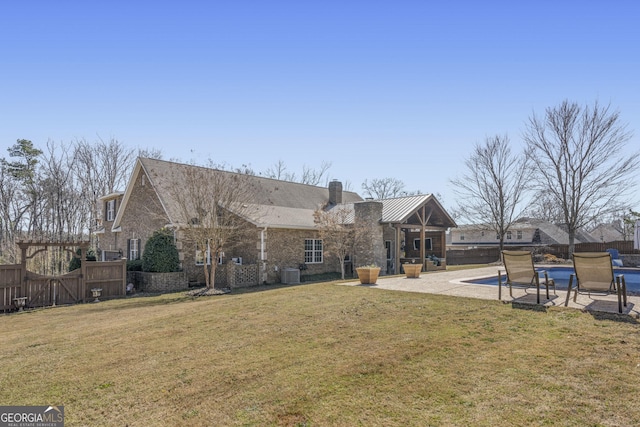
[1,282,640,426]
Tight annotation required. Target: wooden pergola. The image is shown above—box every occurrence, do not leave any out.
[380,196,456,274]
[18,239,90,275]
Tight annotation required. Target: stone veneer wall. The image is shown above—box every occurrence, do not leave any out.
[354,201,386,273]
[128,271,188,293]
[621,254,640,267]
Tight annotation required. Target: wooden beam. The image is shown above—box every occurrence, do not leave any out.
[395,224,402,275]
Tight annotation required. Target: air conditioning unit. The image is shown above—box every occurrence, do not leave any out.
[282,268,300,284]
[232,257,243,265]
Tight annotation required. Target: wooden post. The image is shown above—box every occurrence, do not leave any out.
[121,257,127,296]
[395,225,402,275]
[19,242,27,300]
[80,242,89,303]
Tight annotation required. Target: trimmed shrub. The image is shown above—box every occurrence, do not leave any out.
[141,228,180,273]
[127,259,143,271]
[68,247,97,271]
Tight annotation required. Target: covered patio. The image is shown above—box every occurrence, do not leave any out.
[379,195,456,275]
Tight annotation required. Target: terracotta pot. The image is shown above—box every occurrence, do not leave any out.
[403,263,422,278]
[356,267,381,284]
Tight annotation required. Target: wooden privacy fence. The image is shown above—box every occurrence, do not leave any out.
[446,241,640,265]
[547,241,640,260]
[1,240,127,313]
[1,260,127,313]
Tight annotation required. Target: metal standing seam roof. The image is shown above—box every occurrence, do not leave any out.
[332,194,456,228]
[379,194,434,223]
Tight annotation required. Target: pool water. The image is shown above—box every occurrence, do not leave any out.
[467,266,640,293]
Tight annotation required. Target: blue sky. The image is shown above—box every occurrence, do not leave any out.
[1,1,639,210]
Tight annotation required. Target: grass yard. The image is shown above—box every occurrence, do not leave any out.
[1,276,640,426]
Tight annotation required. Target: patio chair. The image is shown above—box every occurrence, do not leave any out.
[605,248,623,267]
[565,252,627,313]
[499,250,556,304]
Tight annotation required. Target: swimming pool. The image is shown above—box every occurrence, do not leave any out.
[466,266,640,294]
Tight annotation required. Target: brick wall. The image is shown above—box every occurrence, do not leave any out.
[99,168,169,260]
[119,169,169,257]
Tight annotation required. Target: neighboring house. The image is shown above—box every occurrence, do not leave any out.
[96,191,125,260]
[590,220,625,243]
[448,217,598,248]
[95,158,456,284]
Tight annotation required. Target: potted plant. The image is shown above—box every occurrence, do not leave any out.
[356,264,381,284]
[402,263,422,278]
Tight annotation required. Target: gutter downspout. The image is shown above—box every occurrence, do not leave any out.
[261,227,267,283]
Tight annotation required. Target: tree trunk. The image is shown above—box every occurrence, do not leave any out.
[208,263,216,289]
[203,263,211,288]
[567,230,576,258]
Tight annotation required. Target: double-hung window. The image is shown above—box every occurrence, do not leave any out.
[128,238,140,260]
[195,240,223,265]
[195,241,211,265]
[304,239,323,263]
[106,200,115,221]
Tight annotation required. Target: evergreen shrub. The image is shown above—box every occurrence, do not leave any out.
[141,228,180,273]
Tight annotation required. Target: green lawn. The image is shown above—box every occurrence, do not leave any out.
[1,276,639,426]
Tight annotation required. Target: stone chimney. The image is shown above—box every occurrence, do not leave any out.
[328,180,342,205]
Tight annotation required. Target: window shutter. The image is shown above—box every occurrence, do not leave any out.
[127,239,131,260]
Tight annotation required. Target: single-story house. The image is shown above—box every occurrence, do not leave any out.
[95,157,456,285]
[448,217,598,248]
[589,220,626,243]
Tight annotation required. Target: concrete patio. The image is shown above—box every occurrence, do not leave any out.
[344,266,640,317]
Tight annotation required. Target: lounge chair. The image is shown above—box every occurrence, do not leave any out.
[499,250,556,304]
[565,252,627,313]
[605,248,624,267]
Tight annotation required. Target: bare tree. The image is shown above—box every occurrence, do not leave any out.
[263,159,296,182]
[451,134,532,251]
[361,177,412,199]
[522,190,565,223]
[313,205,366,280]
[167,161,258,291]
[138,147,163,160]
[623,209,640,240]
[301,161,332,186]
[262,160,332,186]
[74,137,136,241]
[524,100,638,255]
[39,140,85,240]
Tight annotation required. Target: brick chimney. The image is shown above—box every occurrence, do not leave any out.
[329,180,342,205]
